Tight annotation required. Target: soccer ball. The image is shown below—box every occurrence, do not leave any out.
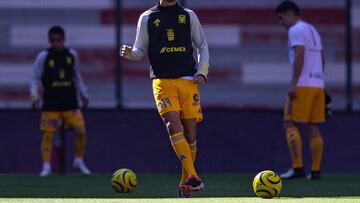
[253,170,282,198]
[111,168,138,193]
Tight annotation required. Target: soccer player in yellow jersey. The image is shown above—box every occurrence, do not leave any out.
[30,26,91,177]
[120,0,209,197]
[276,1,325,180]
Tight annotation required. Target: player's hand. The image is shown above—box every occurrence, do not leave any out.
[288,85,297,100]
[194,74,206,85]
[120,45,133,59]
[81,96,90,109]
[32,100,40,110]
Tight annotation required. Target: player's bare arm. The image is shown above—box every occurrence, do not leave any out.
[289,45,304,99]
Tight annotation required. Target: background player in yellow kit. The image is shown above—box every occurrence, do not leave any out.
[30,26,91,177]
[276,1,326,180]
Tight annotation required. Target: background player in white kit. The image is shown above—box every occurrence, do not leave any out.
[276,1,326,180]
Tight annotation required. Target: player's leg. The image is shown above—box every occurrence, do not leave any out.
[307,124,323,179]
[281,120,305,179]
[63,109,90,175]
[281,88,312,179]
[153,79,201,195]
[177,79,203,193]
[39,112,61,176]
[40,131,56,176]
[307,88,325,180]
[180,118,197,185]
[178,118,198,198]
[162,111,198,179]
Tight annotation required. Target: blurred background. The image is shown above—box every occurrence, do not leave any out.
[0,0,359,173]
[0,0,359,110]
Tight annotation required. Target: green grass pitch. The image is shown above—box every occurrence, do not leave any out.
[0,173,360,202]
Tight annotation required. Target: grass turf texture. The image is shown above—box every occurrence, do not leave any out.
[0,173,359,202]
[1,198,360,203]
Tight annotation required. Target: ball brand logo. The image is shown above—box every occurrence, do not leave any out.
[153,18,160,27]
[160,46,186,53]
[178,15,186,24]
[167,29,175,41]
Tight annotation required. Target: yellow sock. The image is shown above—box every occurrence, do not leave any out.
[180,141,197,184]
[41,132,54,162]
[286,127,303,168]
[75,131,87,158]
[310,137,323,171]
[170,133,198,179]
[190,141,197,163]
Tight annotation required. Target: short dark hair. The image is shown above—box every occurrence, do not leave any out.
[48,25,65,38]
[275,1,300,16]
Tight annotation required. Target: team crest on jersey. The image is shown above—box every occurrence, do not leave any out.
[153,18,160,27]
[178,15,186,24]
[167,29,175,41]
[66,56,72,65]
[48,60,55,68]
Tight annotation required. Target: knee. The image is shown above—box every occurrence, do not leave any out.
[41,132,55,148]
[186,136,196,144]
[184,127,196,137]
[75,128,87,142]
[165,120,183,134]
[75,126,87,136]
[308,124,322,139]
[184,129,196,143]
[42,131,54,140]
[283,120,295,130]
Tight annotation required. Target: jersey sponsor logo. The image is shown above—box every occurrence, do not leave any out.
[153,18,160,27]
[52,81,72,87]
[178,15,186,24]
[166,29,175,41]
[160,46,186,54]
